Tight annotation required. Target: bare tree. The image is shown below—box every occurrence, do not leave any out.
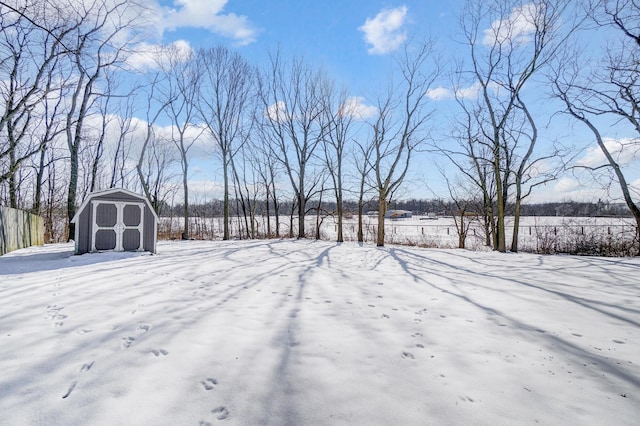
[251,128,282,238]
[0,2,75,207]
[456,0,574,252]
[62,0,144,240]
[321,86,359,243]
[136,73,176,213]
[195,46,254,240]
[159,45,204,240]
[553,0,640,253]
[354,137,375,243]
[258,52,329,239]
[370,41,438,247]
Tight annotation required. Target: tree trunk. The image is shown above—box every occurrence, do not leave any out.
[511,183,523,252]
[223,157,230,240]
[67,147,78,242]
[298,173,305,239]
[182,153,189,240]
[357,198,365,243]
[336,197,343,242]
[376,195,387,247]
[493,142,506,252]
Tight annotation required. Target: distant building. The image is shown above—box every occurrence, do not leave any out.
[385,210,412,219]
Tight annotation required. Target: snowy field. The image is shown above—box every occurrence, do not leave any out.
[1,240,639,425]
[160,215,639,253]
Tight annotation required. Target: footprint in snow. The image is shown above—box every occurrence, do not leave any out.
[201,377,218,390]
[61,381,77,399]
[151,349,169,357]
[211,406,229,420]
[402,352,415,359]
[121,336,135,349]
[137,324,151,332]
[80,361,94,371]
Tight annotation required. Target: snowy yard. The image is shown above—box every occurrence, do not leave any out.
[1,240,639,425]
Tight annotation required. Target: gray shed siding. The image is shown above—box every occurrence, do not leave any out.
[72,189,157,254]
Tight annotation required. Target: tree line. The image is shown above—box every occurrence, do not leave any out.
[1,0,638,253]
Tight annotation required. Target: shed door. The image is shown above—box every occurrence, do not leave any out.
[91,201,144,252]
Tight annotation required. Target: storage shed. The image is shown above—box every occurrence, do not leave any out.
[71,188,157,254]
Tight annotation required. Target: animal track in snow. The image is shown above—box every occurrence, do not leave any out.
[121,336,135,349]
[201,377,218,390]
[44,305,67,322]
[80,361,94,371]
[150,349,169,357]
[402,352,415,360]
[76,328,93,335]
[211,406,229,420]
[137,324,151,332]
[61,381,77,399]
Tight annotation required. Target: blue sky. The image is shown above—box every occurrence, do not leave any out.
[156,0,461,92]
[140,0,639,204]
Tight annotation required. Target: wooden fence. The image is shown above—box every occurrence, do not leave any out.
[0,206,44,256]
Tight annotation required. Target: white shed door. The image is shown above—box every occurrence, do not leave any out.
[91,201,144,252]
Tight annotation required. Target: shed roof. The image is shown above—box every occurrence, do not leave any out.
[71,188,158,224]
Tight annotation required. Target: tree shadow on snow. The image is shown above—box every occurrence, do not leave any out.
[385,247,640,391]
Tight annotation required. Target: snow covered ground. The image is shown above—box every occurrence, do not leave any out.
[1,240,639,425]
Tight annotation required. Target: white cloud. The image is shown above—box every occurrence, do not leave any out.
[359,6,408,55]
[426,82,498,101]
[340,97,378,120]
[161,0,257,46]
[125,40,194,71]
[554,176,581,193]
[426,87,453,101]
[264,101,291,123]
[576,138,640,168]
[483,3,542,47]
